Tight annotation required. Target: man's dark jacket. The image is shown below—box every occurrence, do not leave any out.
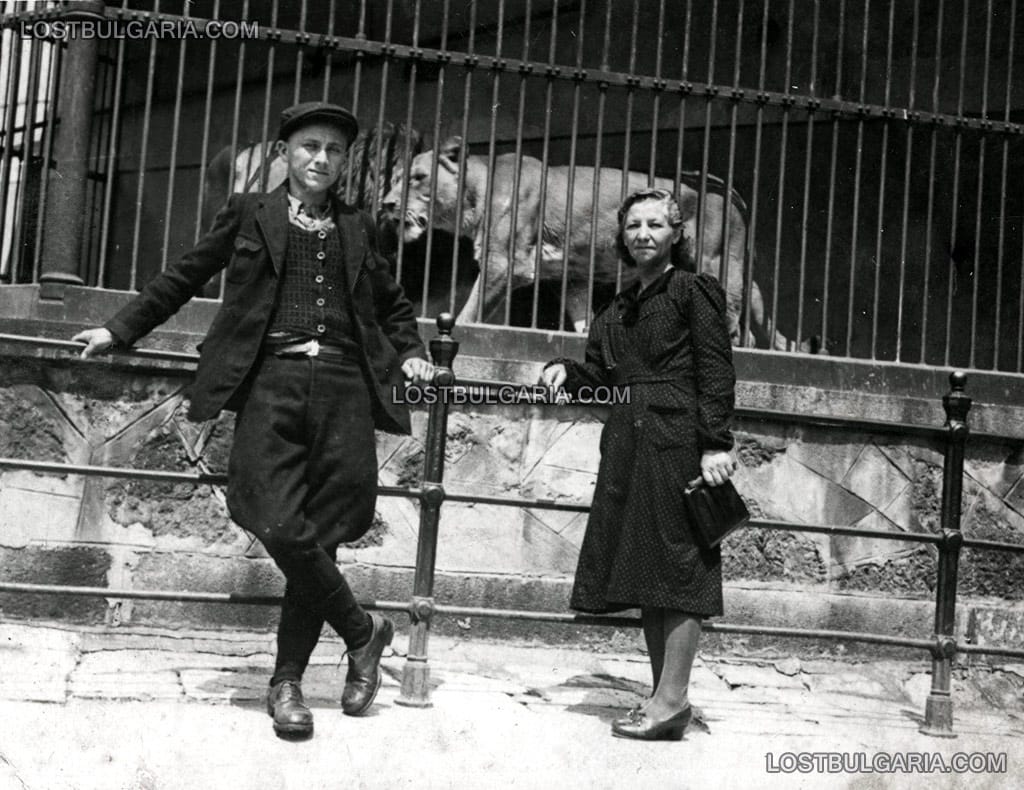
[105,184,425,434]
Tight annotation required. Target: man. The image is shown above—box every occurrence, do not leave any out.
[73,101,433,738]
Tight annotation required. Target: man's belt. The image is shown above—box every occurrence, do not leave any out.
[266,338,353,360]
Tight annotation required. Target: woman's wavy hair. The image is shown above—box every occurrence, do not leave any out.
[615,187,687,268]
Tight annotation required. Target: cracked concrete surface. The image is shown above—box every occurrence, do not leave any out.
[0,620,1022,789]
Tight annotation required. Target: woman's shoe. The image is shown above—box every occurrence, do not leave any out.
[611,706,692,741]
[612,705,644,728]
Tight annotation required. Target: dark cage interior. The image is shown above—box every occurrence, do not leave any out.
[2,0,1024,372]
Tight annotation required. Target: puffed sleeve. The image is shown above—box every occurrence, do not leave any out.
[690,272,736,451]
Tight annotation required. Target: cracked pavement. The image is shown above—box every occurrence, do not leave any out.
[0,621,1021,789]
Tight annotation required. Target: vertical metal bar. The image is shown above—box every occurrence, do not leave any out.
[920,371,970,738]
[795,0,819,349]
[129,0,161,291]
[993,0,1016,370]
[742,0,769,348]
[969,0,994,368]
[582,0,608,331]
[895,0,920,362]
[394,0,422,284]
[370,0,396,215]
[84,39,113,287]
[475,0,506,323]
[8,28,42,283]
[396,315,460,708]
[844,0,871,357]
[448,1,478,315]
[614,0,641,297]
[502,0,532,326]
[257,0,281,193]
[98,33,126,283]
[695,0,719,276]
[820,0,845,350]
[869,0,895,359]
[320,0,337,102]
[160,1,191,272]
[222,0,250,300]
[32,39,61,283]
[619,0,640,226]
[557,0,589,329]
[919,0,945,363]
[0,10,25,276]
[193,0,220,243]
[769,0,794,350]
[718,0,743,315]
[344,0,367,203]
[672,0,693,191]
[420,0,450,316]
[945,0,969,366]
[647,0,666,183]
[530,0,558,328]
[293,0,308,104]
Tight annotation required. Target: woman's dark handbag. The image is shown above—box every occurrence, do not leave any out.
[683,477,750,549]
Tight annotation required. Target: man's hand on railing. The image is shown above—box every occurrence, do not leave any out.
[71,327,115,359]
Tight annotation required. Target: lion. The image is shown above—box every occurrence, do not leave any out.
[381,137,791,348]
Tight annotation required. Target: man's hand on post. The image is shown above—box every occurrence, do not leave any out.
[71,328,115,359]
[402,357,435,386]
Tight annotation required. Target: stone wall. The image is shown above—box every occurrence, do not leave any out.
[2,336,1023,656]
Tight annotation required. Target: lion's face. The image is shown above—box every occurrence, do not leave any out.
[380,147,464,243]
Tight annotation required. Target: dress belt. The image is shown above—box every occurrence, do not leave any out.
[266,338,353,359]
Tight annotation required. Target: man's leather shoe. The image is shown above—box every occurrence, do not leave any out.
[267,679,314,737]
[341,613,394,716]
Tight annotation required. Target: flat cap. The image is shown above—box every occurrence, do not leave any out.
[277,101,359,145]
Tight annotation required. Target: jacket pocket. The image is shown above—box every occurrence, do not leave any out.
[644,404,690,449]
[226,235,264,283]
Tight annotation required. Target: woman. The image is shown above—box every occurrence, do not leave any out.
[541,188,737,741]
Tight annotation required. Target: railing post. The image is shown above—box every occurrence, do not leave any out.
[920,371,971,738]
[37,1,105,297]
[396,313,459,707]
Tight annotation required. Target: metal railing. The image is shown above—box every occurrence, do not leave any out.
[2,1,1024,372]
[2,322,1024,736]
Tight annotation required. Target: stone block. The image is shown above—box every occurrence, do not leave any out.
[724,585,936,642]
[128,551,282,631]
[518,511,580,575]
[833,545,937,596]
[433,504,534,575]
[786,435,863,485]
[1005,471,1024,512]
[724,528,828,584]
[829,509,920,574]
[0,623,79,702]
[739,453,873,527]
[0,385,67,461]
[841,443,911,512]
[962,606,1024,647]
[0,485,81,547]
[963,443,1024,500]
[0,545,110,623]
